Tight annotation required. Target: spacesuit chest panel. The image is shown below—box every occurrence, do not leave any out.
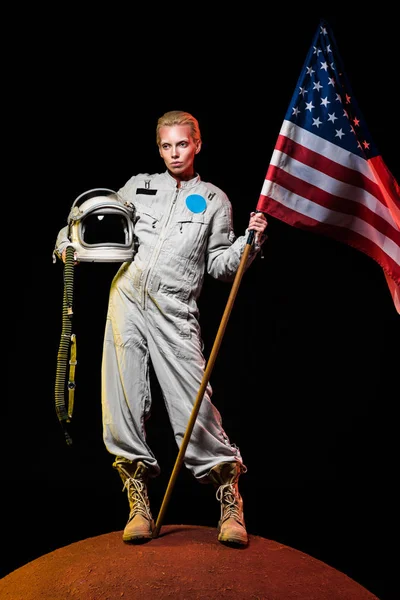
[164,197,210,259]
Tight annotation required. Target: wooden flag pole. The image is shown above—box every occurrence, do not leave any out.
[153,232,255,538]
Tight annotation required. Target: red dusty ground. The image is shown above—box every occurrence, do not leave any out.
[0,525,379,600]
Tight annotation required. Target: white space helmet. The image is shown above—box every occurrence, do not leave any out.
[67,188,137,262]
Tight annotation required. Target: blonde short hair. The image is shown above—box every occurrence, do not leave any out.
[156,110,201,146]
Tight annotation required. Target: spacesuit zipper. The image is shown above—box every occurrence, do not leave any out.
[142,189,179,309]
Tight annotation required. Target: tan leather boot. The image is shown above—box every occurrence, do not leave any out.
[113,457,154,543]
[207,461,248,546]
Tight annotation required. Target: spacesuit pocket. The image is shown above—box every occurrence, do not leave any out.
[176,304,190,339]
[169,215,208,257]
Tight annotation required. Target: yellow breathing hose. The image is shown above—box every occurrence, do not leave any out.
[54,246,76,445]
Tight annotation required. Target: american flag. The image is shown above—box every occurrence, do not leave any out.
[257,19,400,314]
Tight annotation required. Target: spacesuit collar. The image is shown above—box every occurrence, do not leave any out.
[164,170,201,189]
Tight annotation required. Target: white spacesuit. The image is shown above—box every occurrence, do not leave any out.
[101,170,264,478]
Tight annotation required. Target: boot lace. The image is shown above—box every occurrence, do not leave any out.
[123,477,152,521]
[216,483,242,524]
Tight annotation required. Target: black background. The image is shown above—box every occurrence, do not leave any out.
[7,12,399,600]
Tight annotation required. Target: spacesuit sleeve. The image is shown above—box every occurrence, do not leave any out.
[206,198,263,281]
[53,225,72,262]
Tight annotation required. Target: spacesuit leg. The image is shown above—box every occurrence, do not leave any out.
[101,271,160,476]
[146,295,244,480]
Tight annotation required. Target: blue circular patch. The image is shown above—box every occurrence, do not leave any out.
[186,194,207,214]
